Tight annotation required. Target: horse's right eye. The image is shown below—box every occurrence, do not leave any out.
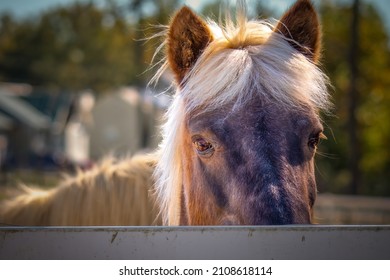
[192,136,214,157]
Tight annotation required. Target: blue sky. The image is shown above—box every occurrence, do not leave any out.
[0,0,389,35]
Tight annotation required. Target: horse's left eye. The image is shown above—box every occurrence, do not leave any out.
[308,132,326,149]
[192,137,214,156]
[308,135,319,149]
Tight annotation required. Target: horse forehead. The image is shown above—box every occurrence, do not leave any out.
[187,109,229,133]
[187,97,320,137]
[226,103,318,131]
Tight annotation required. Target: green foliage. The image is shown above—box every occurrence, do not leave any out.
[317,2,390,196]
[201,0,273,23]
[1,3,139,91]
[0,0,182,91]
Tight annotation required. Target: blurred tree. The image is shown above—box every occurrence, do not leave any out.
[317,1,390,196]
[347,0,361,195]
[0,3,135,92]
[0,1,183,91]
[201,0,273,22]
[128,0,180,84]
[0,14,36,83]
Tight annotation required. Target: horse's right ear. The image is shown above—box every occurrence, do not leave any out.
[167,6,213,84]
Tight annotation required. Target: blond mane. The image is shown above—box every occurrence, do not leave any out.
[0,154,160,226]
[154,4,331,225]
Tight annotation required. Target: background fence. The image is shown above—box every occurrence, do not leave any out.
[314,194,390,224]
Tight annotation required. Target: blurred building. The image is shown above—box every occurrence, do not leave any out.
[64,86,168,165]
[0,83,168,171]
[0,85,51,169]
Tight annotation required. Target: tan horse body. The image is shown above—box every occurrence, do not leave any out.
[0,154,160,226]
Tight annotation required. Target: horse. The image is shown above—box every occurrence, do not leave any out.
[0,154,161,226]
[0,0,331,226]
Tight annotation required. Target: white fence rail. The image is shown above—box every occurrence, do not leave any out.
[1,226,389,259]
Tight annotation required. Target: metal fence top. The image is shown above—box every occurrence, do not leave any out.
[1,225,389,260]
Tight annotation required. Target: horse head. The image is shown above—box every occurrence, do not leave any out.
[155,0,331,225]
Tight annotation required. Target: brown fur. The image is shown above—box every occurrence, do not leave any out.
[167,6,213,84]
[275,0,321,62]
[0,154,161,226]
[180,124,224,225]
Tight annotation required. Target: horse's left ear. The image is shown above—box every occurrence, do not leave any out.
[275,0,321,63]
[167,6,213,84]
